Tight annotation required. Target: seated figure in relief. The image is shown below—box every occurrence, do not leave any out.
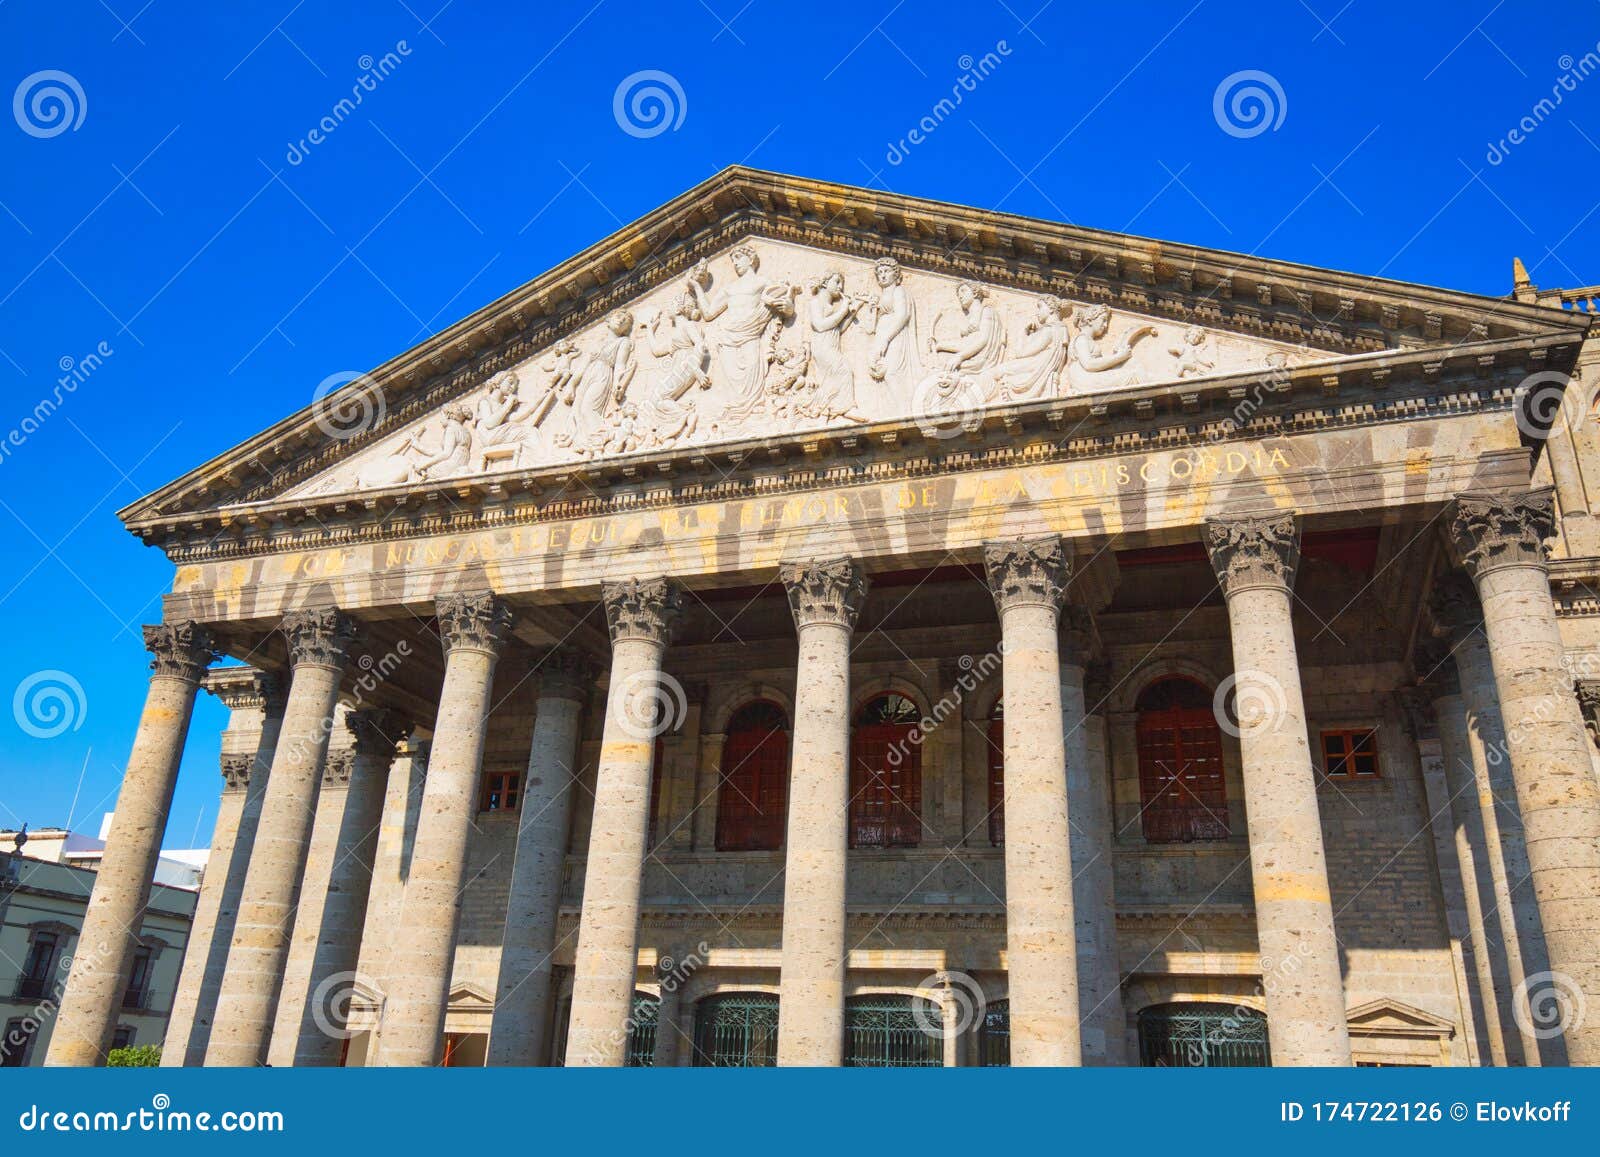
[355,404,474,488]
[1065,303,1158,393]
[992,294,1072,402]
[927,280,1006,375]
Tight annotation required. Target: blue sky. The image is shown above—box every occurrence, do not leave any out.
[0,0,1595,847]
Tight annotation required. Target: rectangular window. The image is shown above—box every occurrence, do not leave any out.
[1,1019,34,1067]
[122,947,152,1010]
[1322,728,1380,778]
[479,771,521,812]
[111,1026,134,1050]
[16,931,57,999]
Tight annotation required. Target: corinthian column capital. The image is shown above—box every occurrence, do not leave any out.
[346,707,411,759]
[1204,513,1300,596]
[143,621,219,683]
[436,591,514,657]
[282,608,360,670]
[1449,488,1555,577]
[779,558,869,630]
[984,536,1070,613]
[532,647,596,702]
[602,578,683,646]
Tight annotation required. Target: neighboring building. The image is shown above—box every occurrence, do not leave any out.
[0,823,207,891]
[41,169,1600,1068]
[0,849,195,1065]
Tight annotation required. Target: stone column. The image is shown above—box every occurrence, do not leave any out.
[1427,586,1546,1066]
[375,593,513,1066]
[488,649,592,1066]
[566,579,683,1067]
[1204,515,1351,1066]
[46,623,216,1066]
[1450,489,1600,1066]
[984,537,1082,1065]
[206,608,358,1066]
[356,736,429,1001]
[775,559,868,1067]
[1401,672,1505,1065]
[163,669,283,1067]
[1576,681,1600,784]
[274,708,409,1066]
[1079,660,1126,1065]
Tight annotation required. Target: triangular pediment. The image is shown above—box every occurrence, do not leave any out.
[119,166,1591,533]
[286,235,1332,500]
[1346,998,1457,1036]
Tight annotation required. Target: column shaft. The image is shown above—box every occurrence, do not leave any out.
[206,609,355,1066]
[488,654,588,1066]
[375,594,510,1066]
[276,709,403,1065]
[776,621,853,1063]
[1207,516,1351,1066]
[774,560,865,1067]
[1079,699,1125,1064]
[986,538,1081,1066]
[1453,491,1600,1066]
[565,638,665,1065]
[47,624,214,1066]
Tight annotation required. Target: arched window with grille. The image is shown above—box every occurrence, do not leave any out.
[986,699,1004,846]
[1138,1002,1269,1066]
[843,995,943,1066]
[715,701,790,851]
[1135,677,1230,843]
[692,993,779,1066]
[625,991,659,1066]
[978,998,1010,1066]
[850,693,923,848]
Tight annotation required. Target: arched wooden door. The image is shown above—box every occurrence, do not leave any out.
[850,693,922,848]
[1135,677,1230,843]
[715,701,790,851]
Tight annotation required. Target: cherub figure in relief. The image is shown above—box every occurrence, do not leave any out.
[1168,325,1216,380]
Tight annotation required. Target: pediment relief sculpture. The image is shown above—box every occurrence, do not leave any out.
[292,237,1326,499]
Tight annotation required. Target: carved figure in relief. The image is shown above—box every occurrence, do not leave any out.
[472,371,544,466]
[1067,303,1157,390]
[646,292,713,400]
[541,339,583,403]
[928,281,1006,374]
[574,308,639,421]
[1168,325,1216,380]
[688,247,796,423]
[992,294,1071,402]
[352,404,475,488]
[802,270,868,422]
[862,257,921,388]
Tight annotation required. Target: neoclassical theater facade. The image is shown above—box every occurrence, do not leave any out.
[43,169,1600,1068]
